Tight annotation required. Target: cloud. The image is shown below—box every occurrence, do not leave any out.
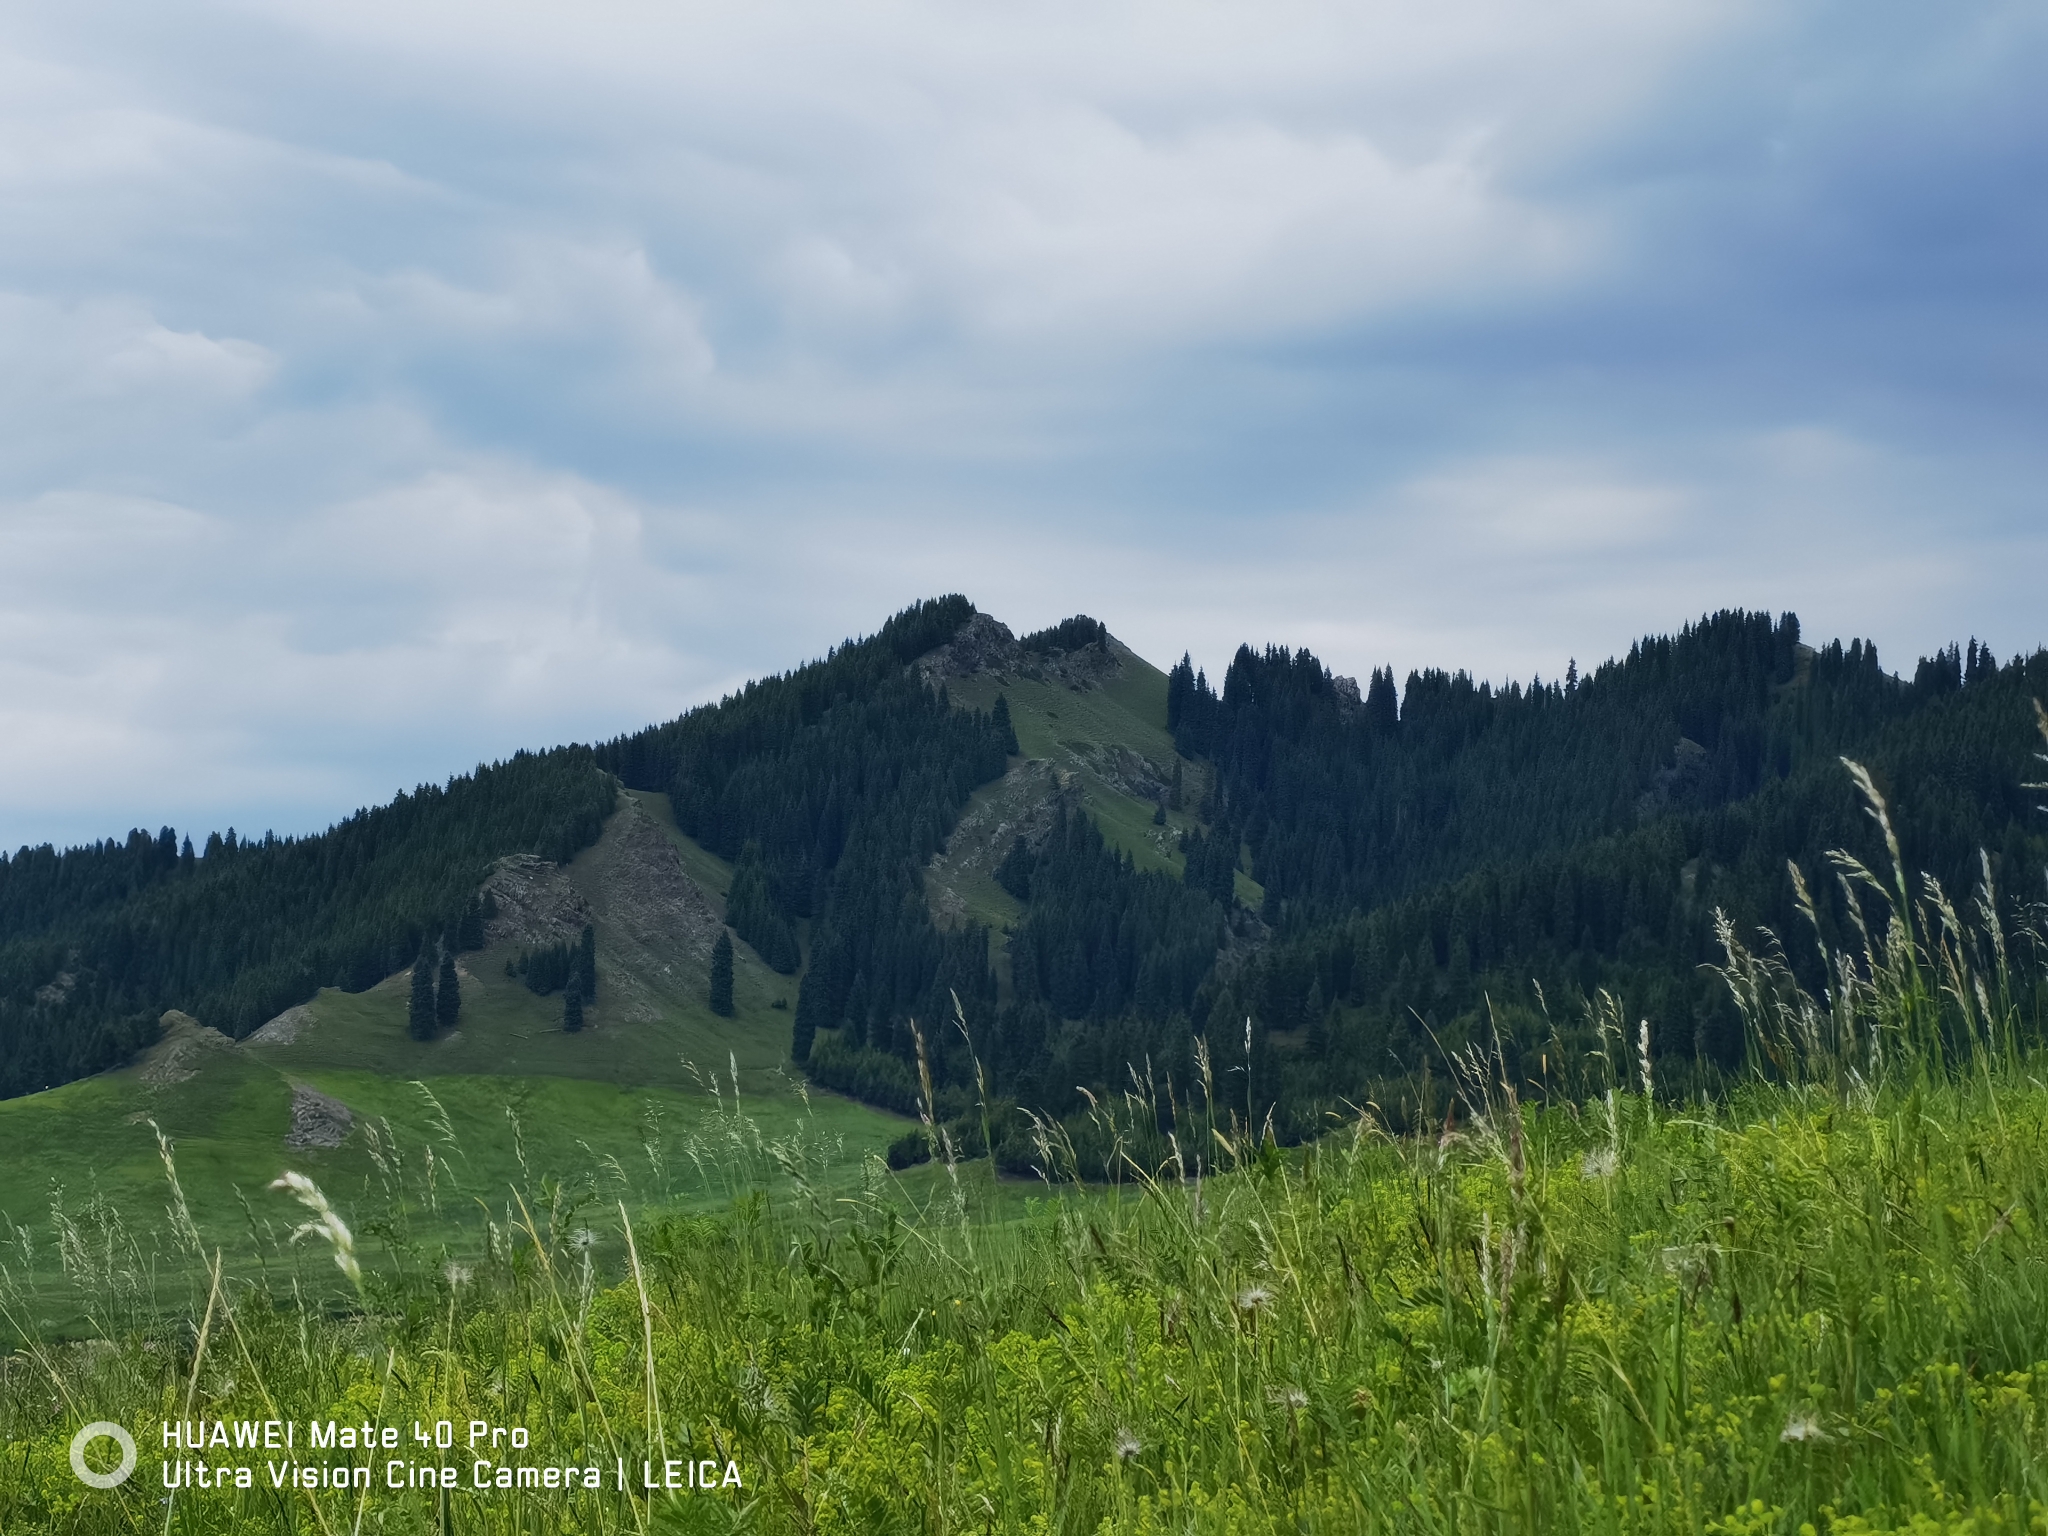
[0,0,2042,848]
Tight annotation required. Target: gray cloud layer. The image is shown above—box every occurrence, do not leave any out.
[1,0,2043,848]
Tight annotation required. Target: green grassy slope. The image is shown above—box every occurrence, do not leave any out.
[626,788,737,910]
[0,790,903,1309]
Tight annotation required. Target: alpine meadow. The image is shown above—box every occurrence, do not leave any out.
[5,596,2048,1534]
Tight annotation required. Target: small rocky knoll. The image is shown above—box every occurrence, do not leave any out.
[140,1011,236,1084]
[915,613,1126,693]
[245,1003,315,1048]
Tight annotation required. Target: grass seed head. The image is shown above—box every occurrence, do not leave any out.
[268,1170,362,1288]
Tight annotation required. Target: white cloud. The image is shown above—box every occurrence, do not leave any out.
[0,0,2041,849]
[0,295,272,417]
[1393,457,1686,556]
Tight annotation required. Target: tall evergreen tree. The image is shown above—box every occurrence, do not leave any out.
[562,986,584,1032]
[992,693,1019,755]
[578,923,597,999]
[407,946,437,1041]
[435,945,461,1030]
[458,895,486,950]
[709,931,735,1016]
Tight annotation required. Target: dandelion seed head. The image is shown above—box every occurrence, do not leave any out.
[1235,1285,1273,1313]
[1114,1429,1141,1462]
[1580,1146,1618,1180]
[1780,1413,1826,1443]
[1268,1385,1309,1411]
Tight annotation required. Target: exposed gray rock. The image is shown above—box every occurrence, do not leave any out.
[916,612,1021,685]
[914,612,1127,693]
[1076,742,1170,803]
[140,1011,234,1084]
[590,798,723,959]
[285,1085,353,1149]
[483,854,595,948]
[246,1003,315,1047]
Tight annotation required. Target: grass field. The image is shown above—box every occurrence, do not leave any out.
[0,790,907,1327]
[7,688,2048,1531]
[6,757,2048,1532]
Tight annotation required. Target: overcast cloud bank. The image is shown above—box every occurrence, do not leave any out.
[1,0,2043,849]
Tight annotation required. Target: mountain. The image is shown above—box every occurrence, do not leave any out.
[2,599,2044,1178]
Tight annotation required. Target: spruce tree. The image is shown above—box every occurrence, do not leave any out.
[563,986,584,1032]
[992,693,1020,755]
[408,945,437,1041]
[458,895,486,950]
[709,930,735,1016]
[578,923,597,999]
[436,945,462,1030]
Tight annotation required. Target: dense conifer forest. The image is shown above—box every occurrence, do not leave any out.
[0,751,614,1098]
[595,595,1014,1106]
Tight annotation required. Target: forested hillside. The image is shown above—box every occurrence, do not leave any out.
[595,595,1014,1110]
[0,751,615,1098]
[1146,619,2048,1137]
[795,613,2048,1165]
[4,595,2043,1157]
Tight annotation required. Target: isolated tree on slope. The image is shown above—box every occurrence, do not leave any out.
[709,931,735,1017]
[563,986,584,1033]
[458,895,486,951]
[578,923,597,1000]
[408,944,437,1041]
[436,945,462,1031]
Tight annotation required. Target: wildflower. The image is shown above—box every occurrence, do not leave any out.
[1113,1429,1141,1462]
[1780,1413,1827,1443]
[1268,1385,1309,1412]
[1657,1244,1708,1282]
[444,1262,473,1287]
[1235,1285,1273,1314]
[569,1228,597,1252]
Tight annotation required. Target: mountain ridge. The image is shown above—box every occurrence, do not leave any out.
[1,599,2042,1162]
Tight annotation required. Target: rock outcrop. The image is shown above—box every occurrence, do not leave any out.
[915,613,1127,693]
[139,1011,235,1084]
[285,1085,354,1148]
[483,854,595,948]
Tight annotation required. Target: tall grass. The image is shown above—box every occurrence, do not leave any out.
[5,739,2048,1532]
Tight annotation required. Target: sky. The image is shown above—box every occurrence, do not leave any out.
[1,0,2043,852]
